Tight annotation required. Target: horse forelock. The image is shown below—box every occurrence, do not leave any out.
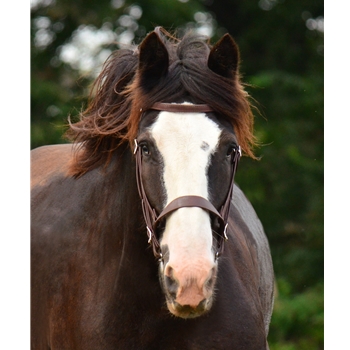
[67,30,257,176]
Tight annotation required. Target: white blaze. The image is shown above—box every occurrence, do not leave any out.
[150,109,222,263]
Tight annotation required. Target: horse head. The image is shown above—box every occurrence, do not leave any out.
[133,29,244,318]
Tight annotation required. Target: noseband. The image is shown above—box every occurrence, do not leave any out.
[134,103,241,261]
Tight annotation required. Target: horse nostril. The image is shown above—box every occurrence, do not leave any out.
[164,275,178,299]
[197,299,207,312]
[205,267,217,290]
[206,277,214,289]
[164,265,178,298]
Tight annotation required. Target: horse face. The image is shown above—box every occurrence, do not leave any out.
[135,29,241,318]
[138,108,237,318]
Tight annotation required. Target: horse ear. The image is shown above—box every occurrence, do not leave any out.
[208,34,240,79]
[138,31,169,90]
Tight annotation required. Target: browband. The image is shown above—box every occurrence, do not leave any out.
[148,102,214,114]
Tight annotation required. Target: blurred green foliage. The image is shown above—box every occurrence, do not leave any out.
[269,280,324,350]
[31,0,323,348]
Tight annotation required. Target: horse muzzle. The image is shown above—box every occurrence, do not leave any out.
[160,262,217,318]
[166,298,213,319]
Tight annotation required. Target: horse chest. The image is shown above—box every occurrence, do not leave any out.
[91,261,267,350]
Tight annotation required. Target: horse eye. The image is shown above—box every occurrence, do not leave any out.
[141,144,150,156]
[226,145,235,158]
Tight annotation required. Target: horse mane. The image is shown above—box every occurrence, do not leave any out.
[66,28,257,176]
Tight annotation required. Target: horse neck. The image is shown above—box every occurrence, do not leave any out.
[98,146,160,290]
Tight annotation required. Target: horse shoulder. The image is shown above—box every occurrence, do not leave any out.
[231,185,274,335]
[31,143,76,188]
[30,143,83,269]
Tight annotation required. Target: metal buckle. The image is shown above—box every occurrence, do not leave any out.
[223,223,229,241]
[146,226,153,244]
[133,139,139,154]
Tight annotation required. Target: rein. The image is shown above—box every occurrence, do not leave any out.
[134,102,241,261]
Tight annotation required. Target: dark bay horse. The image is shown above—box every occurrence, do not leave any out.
[31,28,274,349]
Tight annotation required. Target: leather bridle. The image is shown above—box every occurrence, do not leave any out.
[134,103,241,261]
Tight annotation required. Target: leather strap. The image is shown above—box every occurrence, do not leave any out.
[155,195,228,259]
[149,102,214,114]
[134,143,162,258]
[156,196,224,227]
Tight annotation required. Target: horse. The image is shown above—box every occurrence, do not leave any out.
[31,27,274,349]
